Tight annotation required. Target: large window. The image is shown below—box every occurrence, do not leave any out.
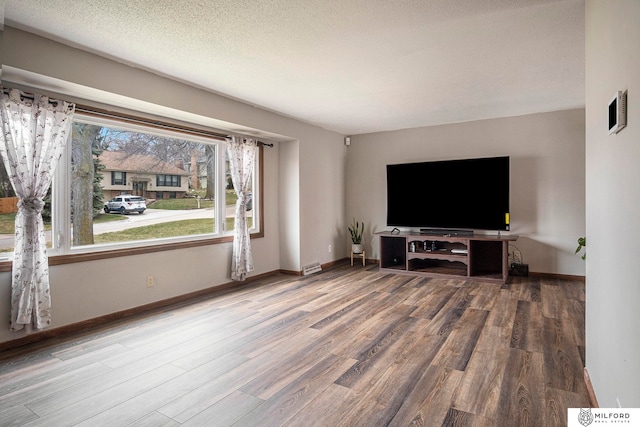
[0,112,261,258]
[156,174,181,187]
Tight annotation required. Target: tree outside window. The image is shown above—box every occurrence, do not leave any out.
[0,114,259,255]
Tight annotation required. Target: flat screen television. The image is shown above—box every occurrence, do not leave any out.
[386,156,510,232]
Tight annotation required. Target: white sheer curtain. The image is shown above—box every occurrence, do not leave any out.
[0,88,75,332]
[226,135,257,281]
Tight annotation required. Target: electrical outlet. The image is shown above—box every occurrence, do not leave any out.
[328,245,332,253]
[147,276,154,287]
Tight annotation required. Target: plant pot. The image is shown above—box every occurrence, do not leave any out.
[351,243,363,254]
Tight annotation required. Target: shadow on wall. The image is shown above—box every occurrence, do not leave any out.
[510,155,539,237]
[511,236,558,274]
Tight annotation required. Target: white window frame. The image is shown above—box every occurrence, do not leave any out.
[48,113,261,257]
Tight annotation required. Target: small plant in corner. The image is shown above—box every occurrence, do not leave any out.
[575,236,586,260]
[349,218,364,254]
[348,218,364,244]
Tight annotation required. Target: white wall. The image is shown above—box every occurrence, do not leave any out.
[278,140,301,272]
[300,133,348,269]
[347,109,586,276]
[585,0,640,408]
[0,27,346,345]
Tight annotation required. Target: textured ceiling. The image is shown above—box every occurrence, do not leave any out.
[3,0,585,135]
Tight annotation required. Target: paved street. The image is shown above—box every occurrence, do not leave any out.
[0,207,242,251]
[92,208,216,233]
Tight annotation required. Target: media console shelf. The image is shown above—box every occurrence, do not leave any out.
[378,231,518,283]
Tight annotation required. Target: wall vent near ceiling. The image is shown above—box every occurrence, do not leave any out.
[303,262,322,276]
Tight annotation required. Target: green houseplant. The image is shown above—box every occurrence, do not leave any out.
[349,218,364,254]
[575,236,586,260]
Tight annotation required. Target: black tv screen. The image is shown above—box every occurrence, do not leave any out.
[386,156,510,231]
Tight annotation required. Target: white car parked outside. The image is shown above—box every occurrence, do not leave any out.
[104,195,146,214]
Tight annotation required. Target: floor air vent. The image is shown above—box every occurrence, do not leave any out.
[303,262,322,276]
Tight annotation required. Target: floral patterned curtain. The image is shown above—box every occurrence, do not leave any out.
[226,136,257,281]
[0,88,75,332]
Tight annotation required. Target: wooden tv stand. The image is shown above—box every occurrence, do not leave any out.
[377,231,518,283]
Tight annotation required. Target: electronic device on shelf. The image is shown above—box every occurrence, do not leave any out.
[451,249,469,254]
[386,156,510,232]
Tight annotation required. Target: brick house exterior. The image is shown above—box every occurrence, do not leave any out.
[99,151,190,201]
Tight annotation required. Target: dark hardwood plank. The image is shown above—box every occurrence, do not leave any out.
[510,300,544,352]
[0,265,588,427]
[387,365,464,427]
[410,283,459,320]
[496,349,546,427]
[468,281,501,311]
[239,335,337,399]
[486,288,519,329]
[452,325,512,420]
[543,316,588,395]
[372,273,422,294]
[561,279,585,301]
[232,353,357,427]
[393,277,436,306]
[281,383,358,427]
[514,276,542,302]
[329,299,416,359]
[309,291,380,330]
[424,286,473,337]
[540,282,565,319]
[333,321,446,426]
[562,299,585,347]
[334,310,418,389]
[431,308,489,371]
[545,387,591,427]
[441,407,476,427]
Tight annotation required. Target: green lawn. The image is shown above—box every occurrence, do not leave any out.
[94,213,129,224]
[0,213,53,234]
[0,207,253,250]
[94,216,252,243]
[0,212,125,234]
[148,190,238,210]
[148,198,214,210]
[0,213,17,234]
[94,218,217,243]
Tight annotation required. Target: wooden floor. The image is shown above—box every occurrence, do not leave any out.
[0,263,589,426]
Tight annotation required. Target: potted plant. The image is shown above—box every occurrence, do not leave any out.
[349,218,364,254]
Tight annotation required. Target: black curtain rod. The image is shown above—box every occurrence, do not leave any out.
[2,89,275,147]
[75,105,228,140]
[226,135,273,147]
[2,87,68,106]
[1,87,32,98]
[74,105,273,147]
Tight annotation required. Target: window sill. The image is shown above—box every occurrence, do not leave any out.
[0,231,263,272]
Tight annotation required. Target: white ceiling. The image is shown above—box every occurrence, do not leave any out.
[3,0,585,135]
